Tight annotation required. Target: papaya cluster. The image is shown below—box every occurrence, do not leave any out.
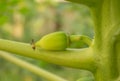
[35,31,92,51]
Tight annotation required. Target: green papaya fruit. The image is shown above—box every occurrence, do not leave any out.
[69,35,92,48]
[35,31,68,51]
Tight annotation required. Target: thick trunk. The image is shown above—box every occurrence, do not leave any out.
[92,0,120,81]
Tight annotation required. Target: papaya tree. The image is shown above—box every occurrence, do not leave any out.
[0,0,120,81]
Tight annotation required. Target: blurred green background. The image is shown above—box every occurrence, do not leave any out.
[0,0,94,81]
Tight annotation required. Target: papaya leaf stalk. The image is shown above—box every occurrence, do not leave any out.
[0,39,96,72]
[0,51,67,81]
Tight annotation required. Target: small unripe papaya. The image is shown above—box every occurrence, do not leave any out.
[35,31,68,51]
[69,35,92,48]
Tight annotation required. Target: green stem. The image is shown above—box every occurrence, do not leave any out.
[0,51,67,81]
[0,39,96,72]
[90,0,120,81]
[115,40,120,76]
[66,0,120,81]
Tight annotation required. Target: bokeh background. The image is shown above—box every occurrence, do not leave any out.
[0,0,94,81]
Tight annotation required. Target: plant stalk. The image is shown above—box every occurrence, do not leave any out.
[0,51,67,81]
[0,39,96,72]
